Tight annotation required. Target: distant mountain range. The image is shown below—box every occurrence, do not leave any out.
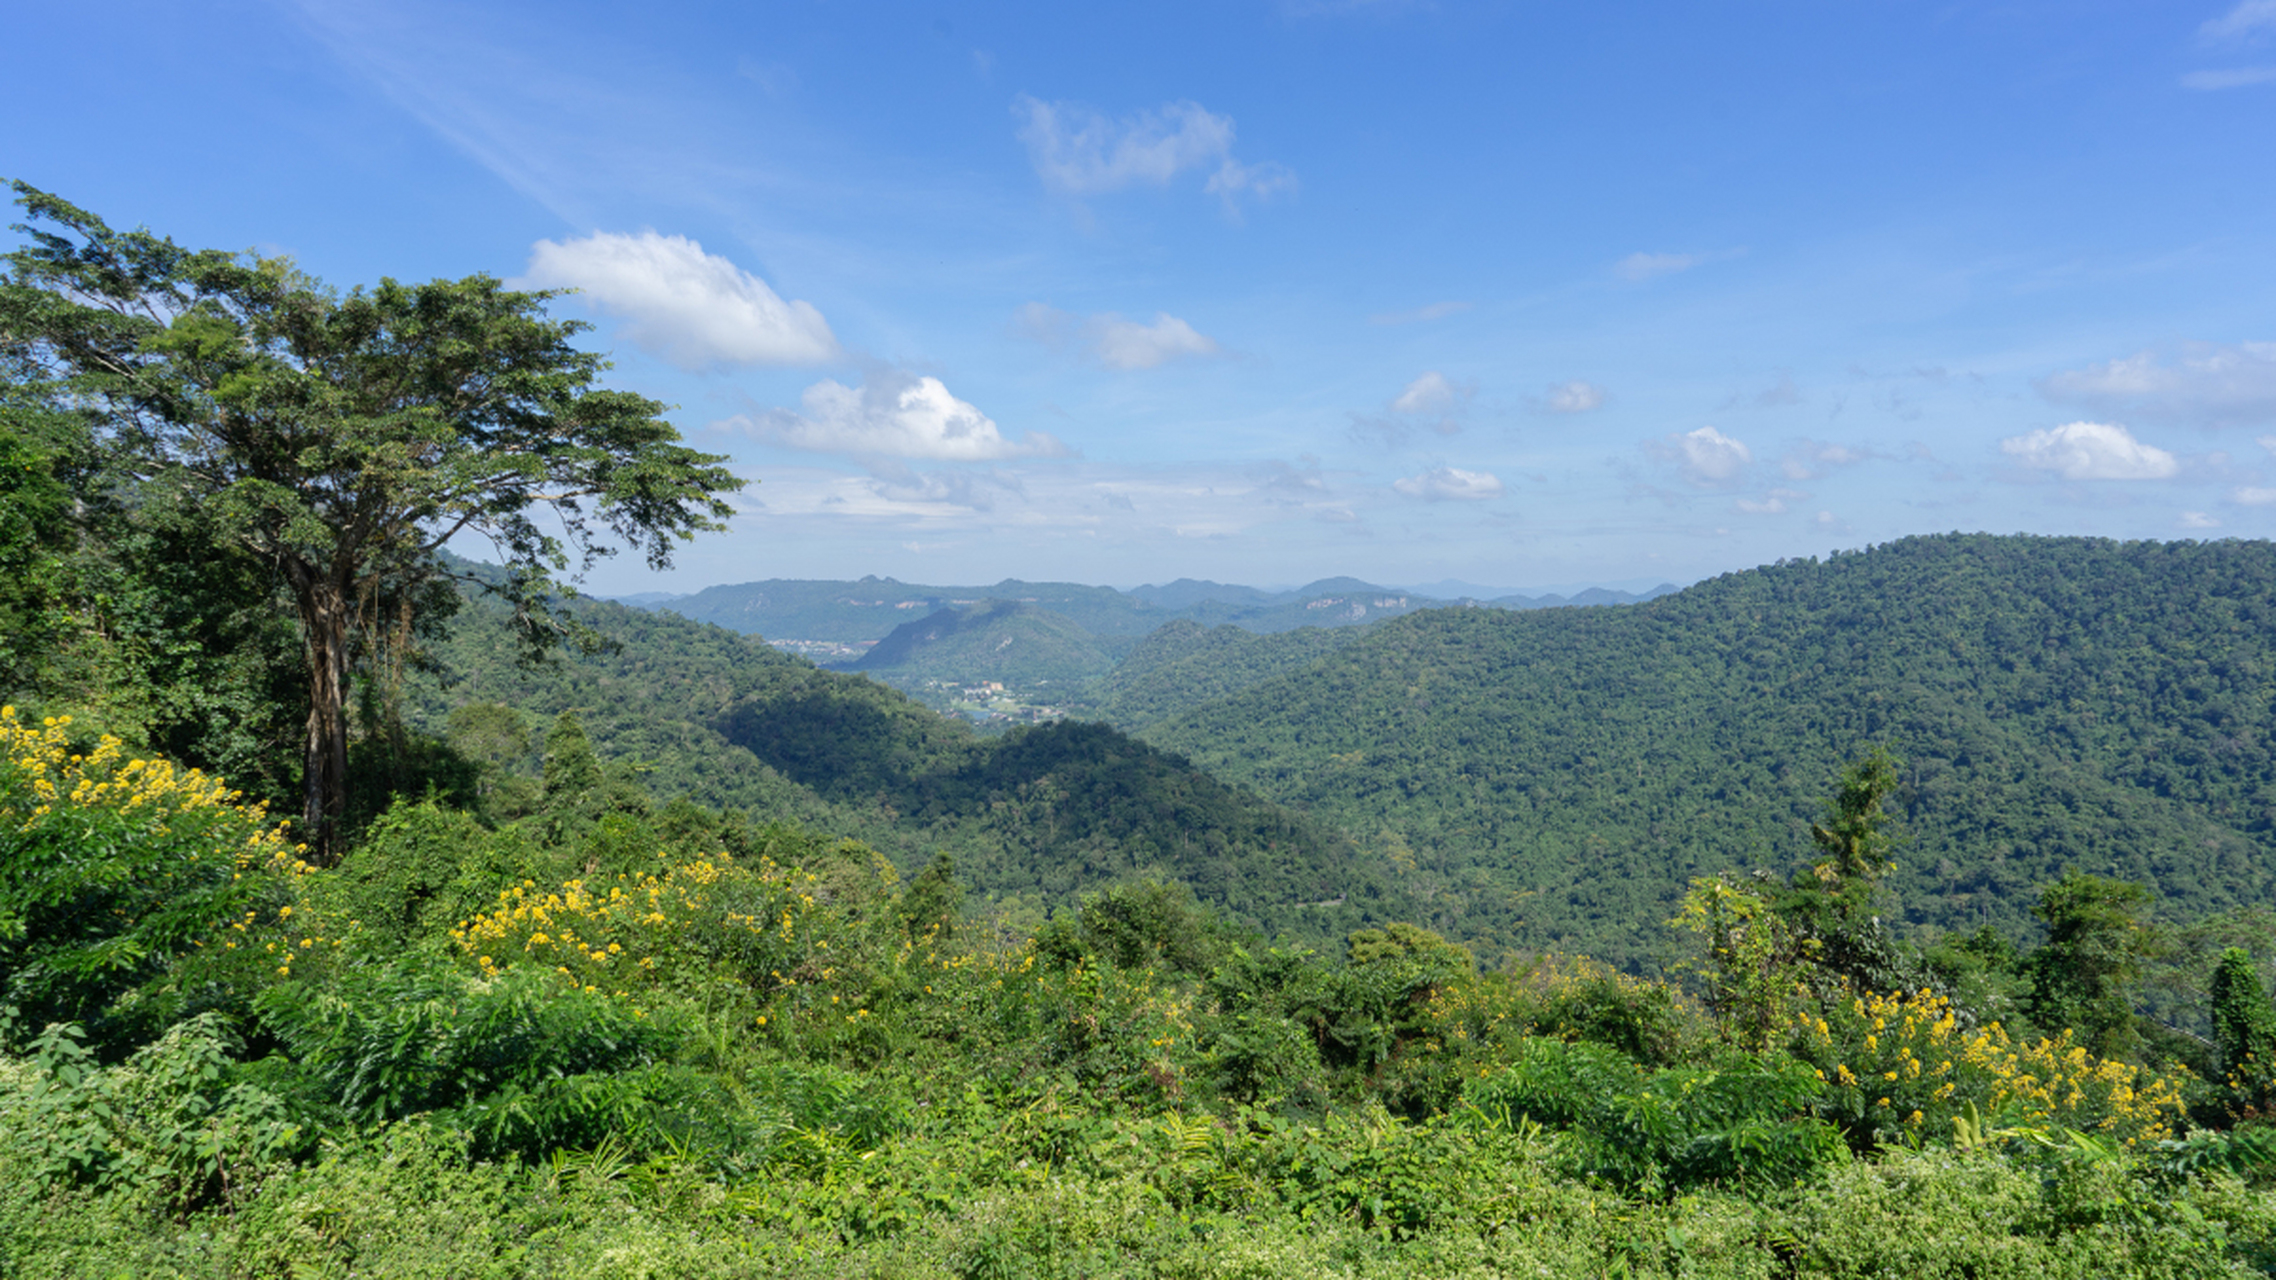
[609,575,1681,643]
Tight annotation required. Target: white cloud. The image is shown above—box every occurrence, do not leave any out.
[2204,0,2276,40]
[1013,95,1295,212]
[2181,66,2276,89]
[1371,301,1471,326]
[2235,486,2276,505]
[1016,303,1223,369]
[1542,380,1605,413]
[2181,511,2222,528]
[1353,372,1473,444]
[2260,434,2276,455]
[736,371,1066,461]
[1393,466,1504,501]
[1781,440,1867,481]
[1653,426,1754,486]
[1999,421,2178,480]
[1392,371,1462,415]
[2038,342,2276,427]
[1091,313,1223,369]
[520,230,838,370]
[1205,157,1300,207]
[1735,488,1809,515]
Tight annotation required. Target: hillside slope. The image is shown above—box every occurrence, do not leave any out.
[847,600,1118,686]
[1071,619,1372,731]
[405,588,1408,942]
[1145,534,2276,967]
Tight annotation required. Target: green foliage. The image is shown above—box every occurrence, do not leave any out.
[0,1015,302,1206]
[1048,880,1234,977]
[542,709,605,806]
[409,582,1413,946]
[253,959,676,1161]
[898,852,964,944]
[0,708,298,1044]
[4,183,741,848]
[1673,874,1816,1052]
[316,799,541,951]
[2027,870,2155,1061]
[1146,534,2276,968]
[1466,1038,1848,1192]
[2211,946,2276,1112]
[1073,618,1368,732]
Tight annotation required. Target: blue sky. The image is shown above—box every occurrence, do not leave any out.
[9,0,2276,593]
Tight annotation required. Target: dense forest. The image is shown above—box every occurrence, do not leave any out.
[5,189,2276,1276]
[401,584,1413,946]
[1144,535,2276,970]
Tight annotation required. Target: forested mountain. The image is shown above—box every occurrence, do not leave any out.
[846,599,1121,685]
[1144,534,2276,968]
[404,588,1409,942]
[658,576,1166,640]
[637,572,1678,650]
[1070,618,1373,731]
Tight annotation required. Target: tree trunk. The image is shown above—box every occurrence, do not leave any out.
[289,567,354,860]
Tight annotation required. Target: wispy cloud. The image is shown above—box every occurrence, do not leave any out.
[1013,95,1295,214]
[1370,301,1471,326]
[1613,248,1743,282]
[2203,0,2276,41]
[1015,303,1224,369]
[731,370,1066,461]
[1721,372,1801,411]
[1391,371,1463,415]
[1393,466,1504,501]
[519,230,838,370]
[2038,342,2276,427]
[1779,440,1868,481]
[1999,421,2178,480]
[1530,380,1605,414]
[1351,371,1474,444]
[2181,66,2276,89]
[1735,488,1808,515]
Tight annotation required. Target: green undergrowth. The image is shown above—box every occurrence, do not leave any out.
[6,736,2276,1275]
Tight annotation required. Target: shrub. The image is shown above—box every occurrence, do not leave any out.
[1465,1037,1847,1193]
[254,958,678,1161]
[0,1013,302,1207]
[1794,986,2192,1148]
[0,707,302,1043]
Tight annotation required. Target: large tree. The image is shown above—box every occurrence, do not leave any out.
[0,185,742,851]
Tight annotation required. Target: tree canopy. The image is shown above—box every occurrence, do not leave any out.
[0,185,742,850]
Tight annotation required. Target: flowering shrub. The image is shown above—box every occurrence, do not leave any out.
[452,851,846,997]
[1796,987,2191,1145]
[0,707,302,1034]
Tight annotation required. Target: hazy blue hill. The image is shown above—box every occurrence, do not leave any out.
[1292,576,1392,597]
[1125,578,1278,610]
[846,600,1118,686]
[1144,534,2276,967]
[660,576,1170,640]
[1489,584,1682,609]
[1216,588,1439,634]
